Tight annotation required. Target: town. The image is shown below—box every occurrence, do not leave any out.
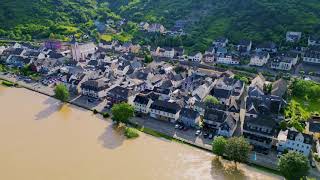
[1,30,320,178]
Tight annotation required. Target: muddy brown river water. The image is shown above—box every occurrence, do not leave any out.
[0,87,281,180]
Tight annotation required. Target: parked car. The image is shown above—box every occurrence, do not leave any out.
[203,132,209,139]
[195,130,201,136]
[208,134,214,139]
[175,124,180,129]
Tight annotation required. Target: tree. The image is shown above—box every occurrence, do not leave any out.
[225,137,251,167]
[54,84,70,102]
[284,100,310,132]
[144,54,153,64]
[111,103,134,124]
[212,136,227,157]
[278,152,309,180]
[204,95,220,106]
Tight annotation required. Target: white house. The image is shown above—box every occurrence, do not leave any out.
[249,52,270,66]
[203,53,215,63]
[277,129,313,156]
[149,100,181,122]
[133,94,152,114]
[216,54,239,65]
[188,52,203,62]
[155,47,175,58]
[148,24,166,33]
[303,50,320,64]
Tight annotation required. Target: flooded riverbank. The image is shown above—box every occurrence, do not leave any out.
[0,87,281,180]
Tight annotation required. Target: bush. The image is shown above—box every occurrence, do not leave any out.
[93,109,99,114]
[102,112,110,118]
[1,80,15,87]
[124,127,139,139]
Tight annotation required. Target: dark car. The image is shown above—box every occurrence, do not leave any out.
[203,132,209,138]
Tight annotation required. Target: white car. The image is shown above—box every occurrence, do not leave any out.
[195,130,201,136]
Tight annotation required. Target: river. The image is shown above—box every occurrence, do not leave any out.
[0,86,281,180]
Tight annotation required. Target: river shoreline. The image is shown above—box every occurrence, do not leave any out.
[0,75,285,178]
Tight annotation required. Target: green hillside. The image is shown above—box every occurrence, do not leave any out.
[106,0,320,51]
[1,0,320,51]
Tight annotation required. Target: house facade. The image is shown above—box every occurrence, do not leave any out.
[80,79,109,99]
[179,108,200,128]
[277,130,313,156]
[149,100,180,122]
[249,52,270,66]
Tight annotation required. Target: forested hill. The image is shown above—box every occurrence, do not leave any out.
[0,0,104,40]
[106,0,320,43]
[1,0,320,51]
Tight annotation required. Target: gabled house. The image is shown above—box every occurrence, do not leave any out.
[243,115,278,150]
[270,55,295,71]
[203,53,215,63]
[203,108,239,137]
[249,52,270,66]
[286,31,302,42]
[148,23,166,33]
[255,42,277,53]
[179,108,200,128]
[188,52,203,62]
[277,129,313,156]
[81,79,109,99]
[155,47,175,58]
[271,78,288,97]
[149,100,181,122]
[107,86,133,104]
[216,54,239,65]
[6,55,31,68]
[303,46,320,64]
[210,77,244,105]
[308,36,320,46]
[236,40,252,53]
[213,37,229,47]
[133,94,152,114]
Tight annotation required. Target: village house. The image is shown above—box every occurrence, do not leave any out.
[303,46,320,64]
[6,55,31,68]
[277,129,313,156]
[139,22,150,31]
[107,86,133,104]
[270,52,298,71]
[213,37,229,47]
[188,52,203,62]
[149,100,181,122]
[203,108,239,137]
[148,23,166,33]
[81,79,110,99]
[99,40,116,49]
[249,52,270,66]
[179,108,201,128]
[308,35,320,46]
[243,116,278,151]
[210,77,244,105]
[155,47,175,58]
[236,40,252,53]
[216,54,239,65]
[203,53,215,63]
[256,42,277,53]
[286,31,302,42]
[133,94,153,114]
